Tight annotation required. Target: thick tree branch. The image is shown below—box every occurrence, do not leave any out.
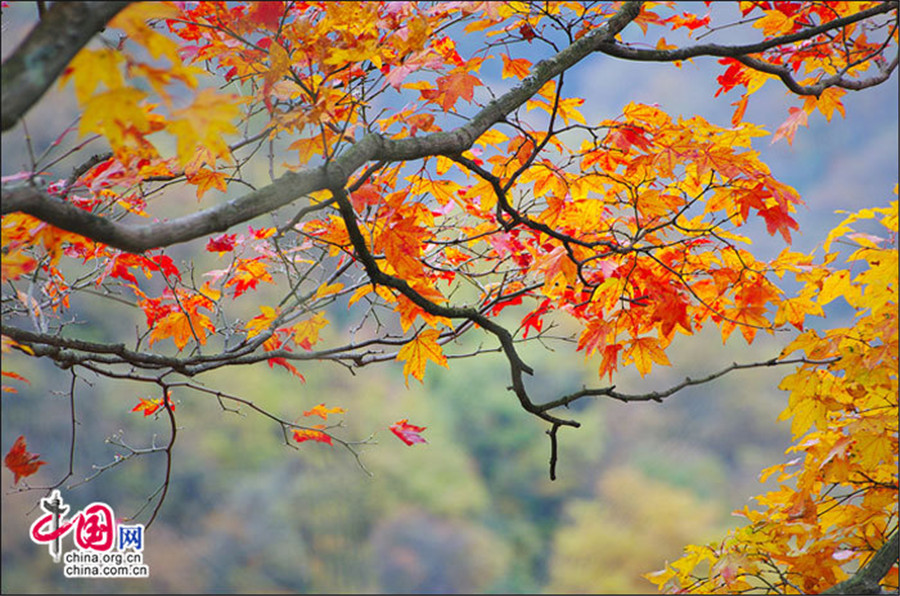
[1,1,130,132]
[1,1,642,253]
[823,529,899,595]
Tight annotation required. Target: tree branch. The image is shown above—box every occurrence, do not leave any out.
[538,355,842,412]
[1,1,130,132]
[823,529,899,595]
[595,1,898,96]
[595,2,896,63]
[1,1,642,253]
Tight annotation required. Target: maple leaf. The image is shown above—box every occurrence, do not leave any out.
[206,233,238,254]
[577,316,614,357]
[775,295,824,331]
[803,87,846,122]
[60,48,125,104]
[375,216,429,279]
[148,301,216,350]
[225,257,275,297]
[730,94,749,127]
[396,328,448,385]
[168,89,243,167]
[132,392,175,417]
[245,305,279,339]
[4,435,47,485]
[248,1,284,30]
[521,298,552,339]
[390,419,427,446]
[79,88,150,151]
[652,291,693,338]
[290,312,329,350]
[350,183,382,211]
[292,426,333,446]
[624,336,671,377]
[313,282,344,300]
[186,167,228,199]
[303,404,346,420]
[759,204,800,243]
[501,54,531,79]
[434,70,482,111]
[771,107,808,145]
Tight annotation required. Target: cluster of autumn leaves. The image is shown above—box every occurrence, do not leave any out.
[2,1,897,592]
[647,202,898,593]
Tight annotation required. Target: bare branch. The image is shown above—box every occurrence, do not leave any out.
[538,355,842,412]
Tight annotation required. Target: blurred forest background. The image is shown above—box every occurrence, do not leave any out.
[2,2,897,593]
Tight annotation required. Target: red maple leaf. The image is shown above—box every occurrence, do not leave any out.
[4,435,47,485]
[248,1,284,30]
[206,233,238,253]
[390,419,427,446]
[759,204,799,243]
[521,298,552,339]
[292,426,332,446]
[519,23,536,41]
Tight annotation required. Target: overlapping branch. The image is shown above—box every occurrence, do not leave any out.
[1,1,130,131]
[2,1,641,251]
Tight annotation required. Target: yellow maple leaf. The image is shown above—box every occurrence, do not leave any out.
[61,48,124,103]
[397,328,448,386]
[245,306,279,339]
[774,294,824,331]
[290,312,329,350]
[110,2,181,63]
[623,336,670,377]
[313,282,344,300]
[79,88,150,150]
[803,87,846,122]
[754,9,796,36]
[168,89,243,167]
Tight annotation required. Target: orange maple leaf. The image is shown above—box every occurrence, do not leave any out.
[303,403,345,420]
[147,294,216,351]
[501,54,531,80]
[225,257,275,297]
[4,435,47,485]
[132,392,175,417]
[435,71,482,111]
[186,167,228,199]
